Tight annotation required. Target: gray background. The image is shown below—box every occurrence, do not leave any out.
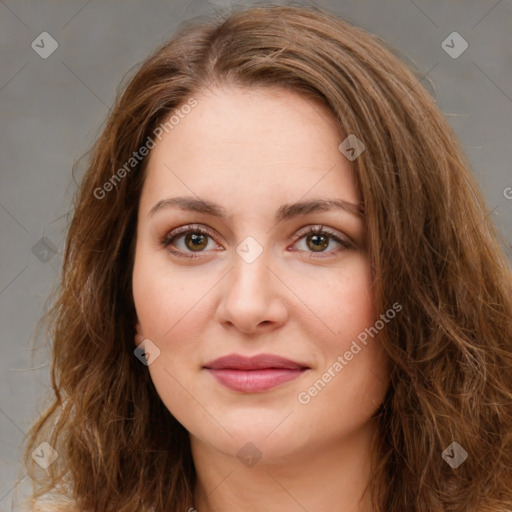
[1,0,511,509]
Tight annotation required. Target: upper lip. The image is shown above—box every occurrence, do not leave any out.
[203,353,309,370]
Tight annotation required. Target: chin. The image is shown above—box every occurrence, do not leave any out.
[211,433,301,466]
[189,415,305,463]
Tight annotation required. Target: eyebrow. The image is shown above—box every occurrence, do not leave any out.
[148,196,364,222]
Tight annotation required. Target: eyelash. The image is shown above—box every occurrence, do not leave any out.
[160,224,353,260]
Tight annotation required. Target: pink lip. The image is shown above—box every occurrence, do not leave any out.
[203,353,309,393]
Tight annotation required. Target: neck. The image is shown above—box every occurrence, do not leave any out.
[191,418,380,512]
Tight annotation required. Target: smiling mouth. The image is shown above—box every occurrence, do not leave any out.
[203,353,310,393]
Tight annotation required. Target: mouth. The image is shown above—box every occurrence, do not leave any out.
[203,353,310,393]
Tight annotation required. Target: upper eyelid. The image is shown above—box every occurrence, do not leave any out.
[292,224,344,239]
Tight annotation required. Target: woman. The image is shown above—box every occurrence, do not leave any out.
[25,4,512,511]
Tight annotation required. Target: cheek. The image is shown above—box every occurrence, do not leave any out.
[296,258,387,412]
[313,256,376,343]
[132,247,207,416]
[132,245,196,340]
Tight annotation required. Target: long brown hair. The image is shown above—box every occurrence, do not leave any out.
[24,4,512,511]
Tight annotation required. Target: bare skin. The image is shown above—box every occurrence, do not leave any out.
[132,85,389,512]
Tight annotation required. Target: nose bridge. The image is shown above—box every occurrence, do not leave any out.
[230,235,272,298]
[217,234,288,331]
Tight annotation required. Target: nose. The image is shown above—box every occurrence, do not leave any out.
[215,250,289,334]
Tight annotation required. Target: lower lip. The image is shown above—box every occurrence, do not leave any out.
[206,368,307,392]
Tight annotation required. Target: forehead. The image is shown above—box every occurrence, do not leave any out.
[141,85,359,209]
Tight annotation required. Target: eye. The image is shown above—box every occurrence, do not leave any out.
[161,224,221,259]
[290,225,353,257]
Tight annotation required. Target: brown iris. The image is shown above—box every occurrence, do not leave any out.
[185,232,208,251]
[306,233,329,252]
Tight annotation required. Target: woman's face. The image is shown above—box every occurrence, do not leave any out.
[132,85,389,462]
